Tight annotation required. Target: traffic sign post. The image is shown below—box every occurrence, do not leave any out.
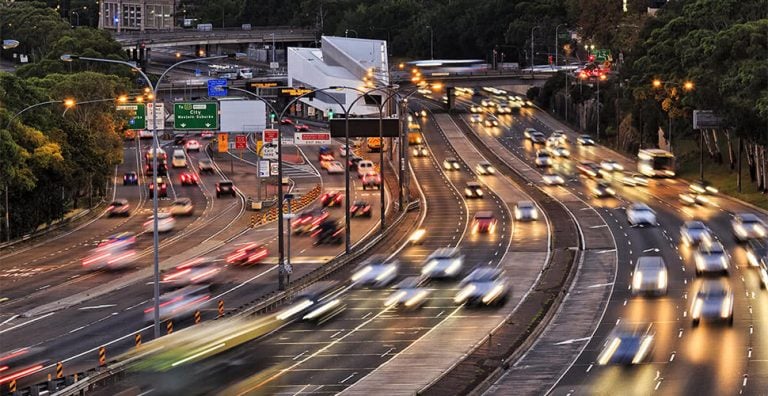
[208,79,228,97]
[117,104,146,130]
[263,129,278,144]
[146,103,165,130]
[262,143,278,160]
[294,132,331,145]
[218,133,228,153]
[235,135,247,149]
[174,102,219,130]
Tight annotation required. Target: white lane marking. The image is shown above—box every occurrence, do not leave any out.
[69,325,86,334]
[0,315,19,326]
[587,283,613,289]
[339,372,358,384]
[0,312,55,335]
[78,304,117,310]
[293,350,309,361]
[554,337,591,346]
[643,248,660,253]
[597,249,616,254]
[381,347,395,357]
[589,225,608,229]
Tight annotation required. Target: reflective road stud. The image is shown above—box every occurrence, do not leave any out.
[98,346,106,366]
[56,362,63,378]
[167,320,173,335]
[135,333,142,348]
[218,300,224,318]
[194,309,201,324]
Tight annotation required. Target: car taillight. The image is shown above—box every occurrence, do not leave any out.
[321,194,328,200]
[335,195,343,202]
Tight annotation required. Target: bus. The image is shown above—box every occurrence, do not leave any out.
[638,149,675,177]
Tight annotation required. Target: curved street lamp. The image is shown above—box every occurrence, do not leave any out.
[651,79,695,154]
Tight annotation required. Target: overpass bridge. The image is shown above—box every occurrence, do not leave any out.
[112,27,317,50]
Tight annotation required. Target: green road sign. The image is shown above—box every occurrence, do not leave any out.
[117,103,146,130]
[174,102,219,130]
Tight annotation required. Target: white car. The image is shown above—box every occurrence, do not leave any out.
[691,280,733,327]
[454,268,509,306]
[577,134,595,146]
[339,146,349,157]
[596,325,655,365]
[600,160,624,172]
[475,162,495,175]
[621,172,649,187]
[185,140,201,152]
[514,201,539,221]
[680,221,712,246]
[169,198,194,216]
[144,285,211,323]
[545,136,559,148]
[144,212,176,233]
[549,146,570,158]
[384,277,431,310]
[162,258,221,286]
[732,213,767,241]
[443,157,461,171]
[631,256,668,296]
[350,257,399,288]
[470,114,483,123]
[412,145,429,157]
[551,130,568,144]
[326,161,345,174]
[534,151,552,167]
[694,241,730,275]
[627,203,656,226]
[542,173,565,185]
[422,248,464,279]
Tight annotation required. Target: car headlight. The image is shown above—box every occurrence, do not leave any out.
[405,290,429,307]
[632,272,643,290]
[453,163,460,169]
[454,284,476,304]
[482,284,506,304]
[351,265,373,282]
[375,265,397,281]
[465,188,473,196]
[734,224,746,236]
[422,260,437,275]
[445,259,462,275]
[531,210,538,219]
[487,167,495,174]
[691,298,703,319]
[721,294,732,318]
[756,225,766,237]
[632,336,654,364]
[748,251,758,266]
[657,270,667,290]
[597,337,621,366]
[385,291,407,307]
[514,208,521,219]
[695,255,704,270]
[476,190,483,197]
[721,255,729,269]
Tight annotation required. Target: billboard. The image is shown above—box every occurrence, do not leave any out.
[219,100,266,132]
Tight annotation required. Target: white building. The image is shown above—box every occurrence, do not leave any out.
[287,36,390,118]
[99,0,175,32]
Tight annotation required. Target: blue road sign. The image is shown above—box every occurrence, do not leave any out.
[208,79,228,97]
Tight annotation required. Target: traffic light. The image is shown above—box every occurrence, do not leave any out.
[270,112,276,122]
[548,55,553,65]
[588,54,595,62]
[328,109,334,120]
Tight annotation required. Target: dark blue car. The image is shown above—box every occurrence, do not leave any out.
[123,172,138,185]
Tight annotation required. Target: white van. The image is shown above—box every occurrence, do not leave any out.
[357,160,375,177]
[172,149,187,168]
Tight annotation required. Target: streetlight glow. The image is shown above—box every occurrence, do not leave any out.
[684,81,694,91]
[63,98,76,108]
[652,79,662,88]
[117,95,128,103]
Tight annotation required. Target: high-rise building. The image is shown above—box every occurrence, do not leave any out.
[99,0,175,32]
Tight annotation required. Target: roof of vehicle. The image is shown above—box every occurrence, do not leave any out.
[474,211,495,219]
[173,198,192,205]
[636,256,665,270]
[466,182,482,188]
[737,213,761,222]
[428,247,460,259]
[217,180,233,185]
[517,201,535,208]
[111,198,129,205]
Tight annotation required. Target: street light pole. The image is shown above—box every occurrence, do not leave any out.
[530,26,541,77]
[555,24,567,67]
[426,26,433,60]
[61,53,234,339]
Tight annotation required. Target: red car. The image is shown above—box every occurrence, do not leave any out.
[226,243,269,265]
[295,124,310,132]
[350,201,372,218]
[321,191,344,208]
[179,172,199,186]
[280,118,293,125]
[472,211,497,234]
[293,208,330,235]
[361,172,382,190]
[148,178,168,198]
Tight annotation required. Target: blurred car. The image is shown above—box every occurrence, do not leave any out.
[200,131,214,139]
[551,130,568,144]
[143,212,176,233]
[464,182,484,198]
[443,157,461,171]
[472,211,497,234]
[384,277,431,310]
[145,162,168,176]
[592,182,616,198]
[362,172,382,190]
[454,268,509,306]
[690,179,718,195]
[422,248,464,279]
[480,99,493,107]
[542,173,565,186]
[535,150,552,167]
[179,172,199,186]
[732,213,767,242]
[326,161,344,175]
[144,284,211,323]
[412,145,429,157]
[280,118,293,125]
[496,105,512,114]
[577,134,595,146]
[600,160,624,172]
[631,256,668,296]
[321,191,344,207]
[347,154,364,170]
[319,146,335,162]
[483,118,499,127]
[470,114,483,123]
[350,200,372,218]
[185,140,201,152]
[514,201,539,221]
[545,136,559,148]
[621,172,649,187]
[226,243,269,265]
[350,256,399,288]
[694,241,730,275]
[123,171,138,185]
[162,258,220,287]
[294,123,310,132]
[173,134,186,145]
[0,348,48,387]
[293,208,330,235]
[577,161,602,178]
[409,229,427,245]
[475,161,495,175]
[691,280,734,327]
[596,325,655,365]
[530,132,547,145]
[746,238,768,267]
[81,235,137,271]
[148,177,168,198]
[276,281,347,324]
[170,198,194,216]
[626,203,656,226]
[216,180,236,198]
[549,146,570,158]
[198,159,214,174]
[339,145,349,157]
[470,105,482,113]
[107,199,131,217]
[313,219,343,245]
[523,128,538,140]
[680,220,712,246]
[356,160,375,177]
[679,193,710,206]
